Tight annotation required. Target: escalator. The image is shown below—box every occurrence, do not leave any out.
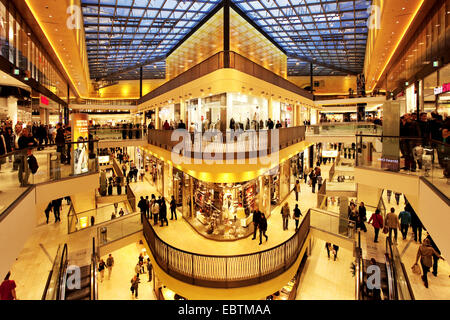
[42,238,98,300]
[355,232,414,300]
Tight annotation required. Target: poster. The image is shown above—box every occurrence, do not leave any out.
[72,113,89,175]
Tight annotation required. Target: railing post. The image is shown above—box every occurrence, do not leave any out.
[259,253,262,283]
[284,243,287,270]
[191,254,195,285]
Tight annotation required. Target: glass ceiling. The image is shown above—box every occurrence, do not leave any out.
[81,0,372,80]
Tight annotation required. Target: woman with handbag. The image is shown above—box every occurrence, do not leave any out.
[368,209,384,243]
[414,238,444,288]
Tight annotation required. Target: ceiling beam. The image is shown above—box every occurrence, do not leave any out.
[95,55,166,82]
[288,54,359,76]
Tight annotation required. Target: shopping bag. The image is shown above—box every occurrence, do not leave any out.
[411,264,421,275]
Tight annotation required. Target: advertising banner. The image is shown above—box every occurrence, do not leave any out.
[72,113,89,175]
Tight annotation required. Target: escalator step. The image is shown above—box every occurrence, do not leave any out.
[65,287,91,300]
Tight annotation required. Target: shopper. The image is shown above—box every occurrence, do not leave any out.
[325,242,332,260]
[106,254,114,280]
[385,208,399,244]
[386,190,392,203]
[368,209,384,243]
[135,262,141,275]
[394,192,402,206]
[309,169,317,193]
[294,180,301,201]
[410,208,423,243]
[130,274,140,298]
[160,197,168,226]
[333,245,339,261]
[414,238,444,288]
[281,203,290,231]
[151,197,160,226]
[44,202,52,224]
[52,198,62,223]
[0,272,17,300]
[149,194,156,219]
[293,204,302,230]
[398,207,411,240]
[258,213,268,245]
[98,259,106,283]
[425,234,441,277]
[251,210,261,240]
[145,196,150,219]
[138,196,146,218]
[317,174,323,191]
[113,202,118,215]
[358,202,367,232]
[170,196,177,220]
[146,258,153,282]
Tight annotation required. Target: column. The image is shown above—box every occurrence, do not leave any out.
[180,99,186,123]
[268,96,273,120]
[155,107,160,129]
[7,96,18,126]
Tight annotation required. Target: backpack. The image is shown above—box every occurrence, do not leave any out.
[27,154,39,174]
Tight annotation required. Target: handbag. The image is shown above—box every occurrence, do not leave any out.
[411,263,421,275]
[383,226,389,234]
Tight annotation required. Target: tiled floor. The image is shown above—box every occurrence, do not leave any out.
[296,239,355,300]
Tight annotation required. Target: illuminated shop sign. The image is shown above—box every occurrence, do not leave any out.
[434,83,450,95]
[40,96,49,106]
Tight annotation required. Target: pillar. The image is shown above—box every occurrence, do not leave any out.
[180,99,186,123]
[155,107,160,129]
[7,96,18,126]
[268,96,273,120]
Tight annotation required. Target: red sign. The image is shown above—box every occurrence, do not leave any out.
[40,96,49,106]
[287,106,293,112]
[434,83,450,95]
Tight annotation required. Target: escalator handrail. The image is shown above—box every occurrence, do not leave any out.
[56,243,68,300]
[385,237,398,300]
[90,237,98,300]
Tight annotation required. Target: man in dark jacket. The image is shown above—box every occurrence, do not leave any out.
[409,205,423,243]
[251,210,261,240]
[258,213,268,245]
[55,123,65,163]
[159,197,168,226]
[52,198,62,222]
[404,114,421,172]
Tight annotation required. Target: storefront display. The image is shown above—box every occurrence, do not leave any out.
[280,103,294,127]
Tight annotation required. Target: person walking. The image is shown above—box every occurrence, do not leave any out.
[294,180,301,201]
[386,190,392,203]
[52,198,62,223]
[425,235,441,277]
[146,258,153,282]
[151,197,160,226]
[310,170,317,193]
[332,245,339,261]
[145,196,150,219]
[44,202,52,224]
[325,242,332,260]
[368,209,384,243]
[251,210,261,240]
[410,208,423,243]
[398,207,411,240]
[106,254,114,280]
[0,272,17,300]
[258,213,268,245]
[98,259,106,283]
[293,204,302,230]
[385,208,399,244]
[317,174,323,191]
[130,274,140,299]
[135,262,141,276]
[281,203,290,231]
[160,197,168,226]
[170,196,177,220]
[358,202,367,232]
[414,238,444,288]
[113,202,118,215]
[394,192,402,206]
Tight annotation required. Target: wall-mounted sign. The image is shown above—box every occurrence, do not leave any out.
[72,113,90,175]
[322,150,339,158]
[40,96,49,106]
[434,83,450,95]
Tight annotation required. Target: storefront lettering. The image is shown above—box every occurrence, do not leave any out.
[434,83,450,95]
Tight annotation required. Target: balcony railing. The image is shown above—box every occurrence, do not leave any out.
[139,51,313,105]
[0,140,99,218]
[142,210,310,288]
[306,122,382,136]
[89,127,146,141]
[355,134,450,199]
[147,126,306,159]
